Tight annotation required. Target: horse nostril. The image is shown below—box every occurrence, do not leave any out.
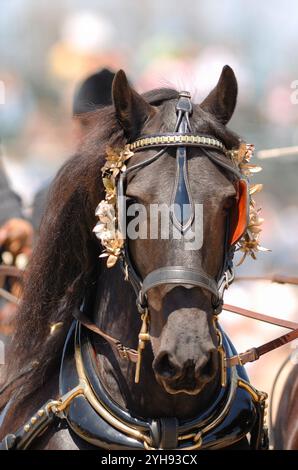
[153,353,180,380]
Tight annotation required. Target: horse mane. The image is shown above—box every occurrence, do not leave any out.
[0,88,180,409]
[0,86,239,410]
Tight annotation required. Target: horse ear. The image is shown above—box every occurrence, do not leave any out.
[200,65,238,125]
[112,70,155,139]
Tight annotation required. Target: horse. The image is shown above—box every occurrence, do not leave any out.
[272,361,298,449]
[0,66,268,450]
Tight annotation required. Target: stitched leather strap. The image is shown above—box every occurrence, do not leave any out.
[226,329,298,367]
[73,308,138,363]
[224,303,298,367]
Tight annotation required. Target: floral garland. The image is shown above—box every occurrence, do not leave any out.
[93,146,134,268]
[94,142,268,268]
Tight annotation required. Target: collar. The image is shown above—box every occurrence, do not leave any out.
[58,321,260,450]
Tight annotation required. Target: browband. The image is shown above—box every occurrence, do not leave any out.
[127,133,226,153]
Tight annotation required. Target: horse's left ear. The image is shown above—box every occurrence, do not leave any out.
[112,69,155,139]
[200,65,238,125]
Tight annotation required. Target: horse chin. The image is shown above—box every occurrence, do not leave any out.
[157,377,204,396]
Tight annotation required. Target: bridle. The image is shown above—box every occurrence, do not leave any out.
[118,91,243,311]
[115,91,246,381]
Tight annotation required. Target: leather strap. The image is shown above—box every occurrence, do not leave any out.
[235,274,298,286]
[74,300,298,368]
[224,303,298,367]
[223,303,298,330]
[226,329,298,367]
[73,308,138,363]
[159,417,178,449]
[140,266,219,305]
[0,399,57,450]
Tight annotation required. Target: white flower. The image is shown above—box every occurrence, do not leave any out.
[95,201,115,221]
[93,222,106,234]
[99,229,116,242]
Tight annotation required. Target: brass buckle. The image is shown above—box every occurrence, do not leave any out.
[116,344,129,360]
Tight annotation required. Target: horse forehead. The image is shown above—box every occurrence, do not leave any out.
[127,151,231,202]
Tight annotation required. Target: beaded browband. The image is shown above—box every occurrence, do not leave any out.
[127,134,226,153]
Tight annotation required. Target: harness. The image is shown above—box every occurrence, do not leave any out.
[1,91,298,450]
[0,321,268,450]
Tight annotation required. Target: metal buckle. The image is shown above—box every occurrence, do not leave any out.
[117,344,129,360]
[217,267,235,302]
[137,292,147,315]
[178,91,191,98]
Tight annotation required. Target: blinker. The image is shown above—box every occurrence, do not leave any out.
[229,179,249,245]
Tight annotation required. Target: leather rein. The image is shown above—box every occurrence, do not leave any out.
[73,297,298,369]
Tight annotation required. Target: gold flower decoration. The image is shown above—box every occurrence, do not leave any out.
[93,146,134,267]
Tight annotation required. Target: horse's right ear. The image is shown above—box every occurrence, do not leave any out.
[200,65,238,125]
[112,70,155,140]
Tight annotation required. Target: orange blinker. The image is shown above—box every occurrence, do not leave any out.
[229,179,249,245]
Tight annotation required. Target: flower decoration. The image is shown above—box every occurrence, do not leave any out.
[228,142,270,265]
[93,146,134,267]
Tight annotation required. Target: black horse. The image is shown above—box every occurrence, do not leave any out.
[0,66,267,450]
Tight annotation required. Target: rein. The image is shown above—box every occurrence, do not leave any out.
[73,301,298,370]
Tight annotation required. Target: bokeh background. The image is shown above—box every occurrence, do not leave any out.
[1,0,298,435]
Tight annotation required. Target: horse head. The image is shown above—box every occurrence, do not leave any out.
[111,66,240,395]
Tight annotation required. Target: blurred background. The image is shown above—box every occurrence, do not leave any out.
[1,0,298,431]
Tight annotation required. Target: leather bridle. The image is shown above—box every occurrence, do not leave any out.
[114,91,244,381]
[118,91,240,316]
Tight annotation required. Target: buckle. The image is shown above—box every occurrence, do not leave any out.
[116,344,129,360]
[217,268,235,301]
[136,292,147,315]
[239,348,259,365]
[176,91,193,115]
[178,91,191,99]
